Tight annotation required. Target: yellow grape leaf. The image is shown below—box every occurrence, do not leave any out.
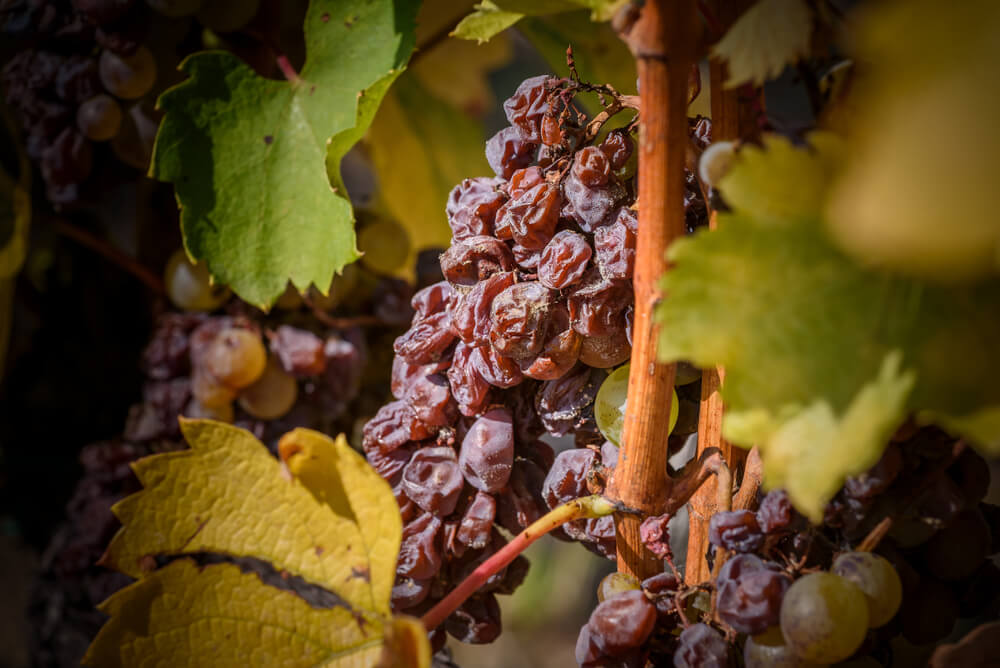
[365,73,490,266]
[451,0,623,43]
[104,419,395,615]
[825,0,1000,282]
[711,0,813,88]
[84,560,384,668]
[717,132,843,226]
[411,34,512,115]
[378,616,433,668]
[278,429,401,615]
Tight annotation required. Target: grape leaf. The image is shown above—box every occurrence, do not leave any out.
[452,0,625,43]
[825,0,1000,282]
[103,419,399,615]
[656,134,1000,520]
[89,419,419,666]
[150,0,419,309]
[711,0,813,88]
[85,560,385,667]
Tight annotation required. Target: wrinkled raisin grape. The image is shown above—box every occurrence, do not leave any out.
[401,446,464,516]
[538,230,592,290]
[599,131,634,171]
[446,342,493,417]
[411,281,453,320]
[489,281,558,360]
[495,182,560,250]
[519,303,581,381]
[715,554,789,635]
[404,372,457,429]
[470,344,523,388]
[269,325,325,377]
[587,589,656,656]
[502,75,555,143]
[397,513,443,580]
[535,363,604,436]
[567,268,632,337]
[446,177,507,241]
[594,209,636,281]
[393,311,455,364]
[449,271,516,345]
[363,400,432,454]
[440,235,515,287]
[485,126,536,179]
[572,146,611,187]
[458,408,514,493]
[709,510,765,553]
[456,491,496,550]
[674,623,730,668]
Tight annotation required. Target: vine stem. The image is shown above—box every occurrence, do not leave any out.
[54,220,166,296]
[276,54,300,84]
[609,0,699,581]
[420,495,617,632]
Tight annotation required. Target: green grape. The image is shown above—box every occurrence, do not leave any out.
[184,398,234,423]
[164,249,230,311]
[595,363,678,446]
[780,572,869,664]
[357,217,410,275]
[831,551,903,627]
[145,0,204,16]
[309,262,360,311]
[744,628,821,668]
[76,94,122,141]
[205,328,267,390]
[597,572,640,603]
[238,356,298,419]
[197,0,260,32]
[698,140,736,187]
[674,361,701,385]
[191,367,236,408]
[99,46,157,100]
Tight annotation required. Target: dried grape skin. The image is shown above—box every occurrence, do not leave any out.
[447,342,493,417]
[542,448,596,509]
[393,311,455,364]
[489,281,558,360]
[502,75,554,143]
[709,510,765,553]
[362,400,432,454]
[538,229,592,290]
[391,576,431,611]
[365,441,417,486]
[567,268,632,338]
[403,372,457,429]
[485,126,537,179]
[439,235,515,288]
[446,177,507,241]
[496,181,561,250]
[512,243,542,271]
[410,280,453,320]
[458,408,514,493]
[535,363,603,437]
[470,343,523,389]
[562,160,625,232]
[674,623,730,668]
[269,325,326,377]
[587,589,657,657]
[599,131,634,171]
[572,146,611,188]
[449,271,516,345]
[578,330,631,369]
[456,491,496,550]
[519,303,581,381]
[594,209,637,281]
[397,513,443,580]
[445,593,502,644]
[390,355,451,401]
[401,446,464,516]
[716,554,790,635]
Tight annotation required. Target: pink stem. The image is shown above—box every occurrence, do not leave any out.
[421,495,616,632]
[276,55,300,83]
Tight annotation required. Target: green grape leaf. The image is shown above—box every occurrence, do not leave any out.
[151,0,419,309]
[85,560,385,668]
[89,420,417,666]
[362,73,491,267]
[452,0,624,43]
[518,11,637,115]
[711,0,813,88]
[825,0,1000,282]
[103,419,400,615]
[656,135,1000,520]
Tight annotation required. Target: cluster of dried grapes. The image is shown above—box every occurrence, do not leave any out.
[361,74,710,650]
[27,246,425,667]
[569,425,999,667]
[0,0,261,206]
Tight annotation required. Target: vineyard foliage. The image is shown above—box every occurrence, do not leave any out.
[150,0,419,308]
[85,419,422,666]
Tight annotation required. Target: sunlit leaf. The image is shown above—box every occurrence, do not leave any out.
[711,0,813,88]
[656,136,1000,519]
[151,0,419,308]
[451,0,623,43]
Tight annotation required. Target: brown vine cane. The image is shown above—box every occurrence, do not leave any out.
[609,0,700,581]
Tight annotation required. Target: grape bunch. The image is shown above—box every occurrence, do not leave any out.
[0,0,264,206]
[571,423,998,667]
[359,73,711,649]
